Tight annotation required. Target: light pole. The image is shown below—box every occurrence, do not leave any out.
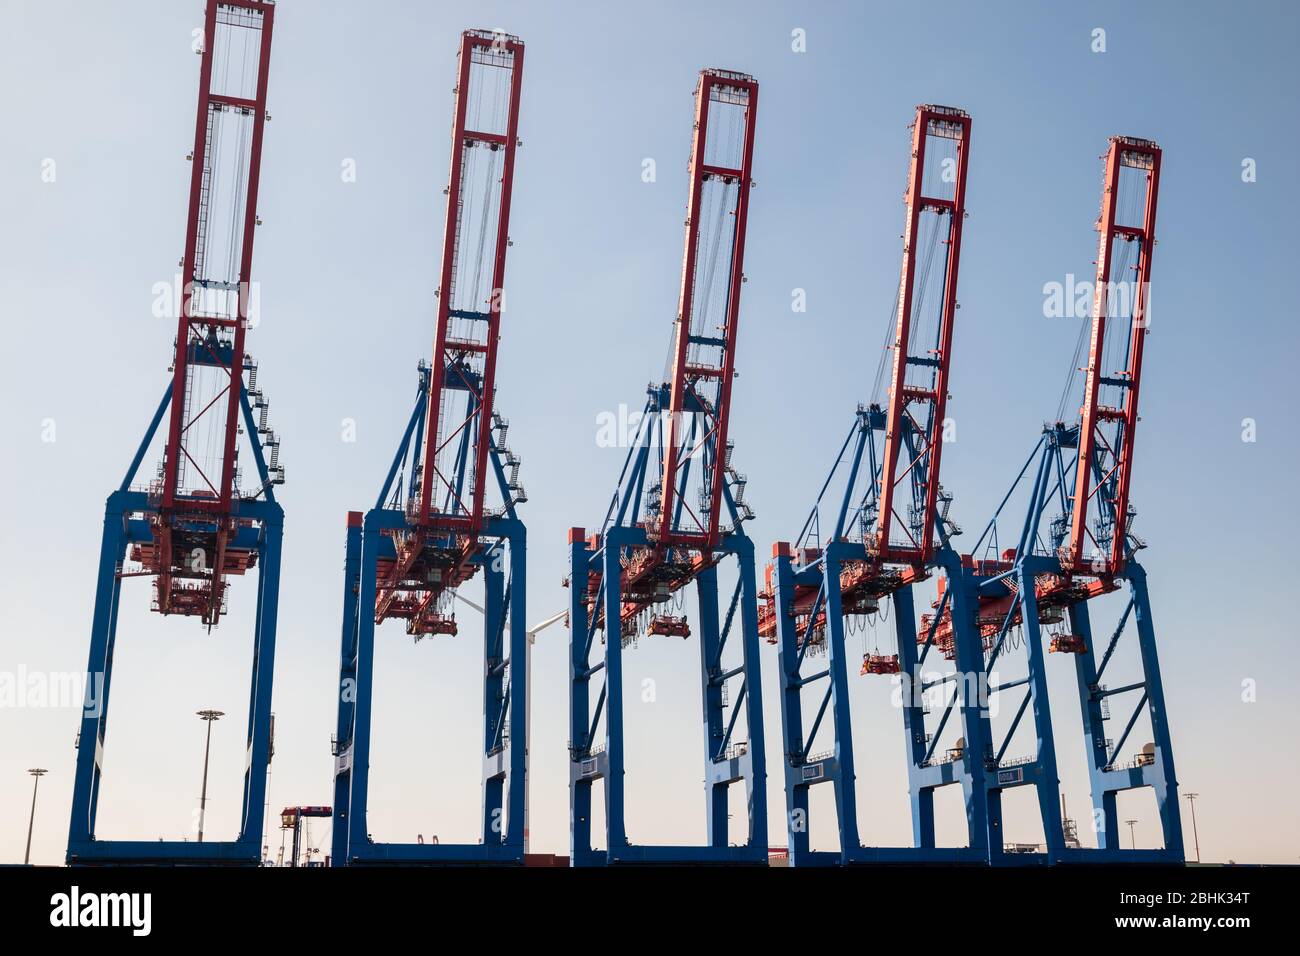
[1184,793,1200,863]
[455,593,566,856]
[196,709,224,842]
[1125,818,1138,850]
[24,769,47,865]
[523,610,567,855]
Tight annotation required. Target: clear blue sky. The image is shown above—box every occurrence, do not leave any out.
[1,0,1297,865]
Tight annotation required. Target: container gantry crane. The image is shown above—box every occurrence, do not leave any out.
[565,69,768,865]
[67,0,283,866]
[761,106,992,865]
[930,135,1182,864]
[331,29,529,866]
[280,806,331,867]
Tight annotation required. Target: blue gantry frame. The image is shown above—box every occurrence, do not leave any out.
[768,406,990,865]
[567,386,769,865]
[67,362,282,866]
[965,423,1182,865]
[767,412,1182,865]
[331,367,527,865]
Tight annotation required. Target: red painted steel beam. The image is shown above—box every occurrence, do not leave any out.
[1066,137,1161,574]
[416,30,524,535]
[161,0,219,514]
[216,4,274,517]
[373,31,525,630]
[151,0,275,624]
[656,69,758,551]
[161,0,274,512]
[875,105,971,566]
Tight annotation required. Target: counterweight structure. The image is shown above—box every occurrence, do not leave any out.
[67,0,283,866]
[331,30,528,866]
[931,136,1181,864]
[566,69,768,865]
[761,106,990,865]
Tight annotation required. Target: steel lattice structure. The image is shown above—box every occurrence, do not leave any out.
[57,7,1186,870]
[331,29,529,866]
[565,69,768,865]
[931,136,1182,864]
[68,0,283,866]
[762,106,990,864]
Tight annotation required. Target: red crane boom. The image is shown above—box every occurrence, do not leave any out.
[875,105,971,565]
[149,0,276,625]
[373,30,525,632]
[655,69,758,551]
[1065,136,1161,575]
[417,30,524,535]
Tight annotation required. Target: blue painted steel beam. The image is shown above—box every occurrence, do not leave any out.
[567,525,768,865]
[331,377,528,866]
[67,384,283,866]
[971,432,1182,864]
[770,401,992,866]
